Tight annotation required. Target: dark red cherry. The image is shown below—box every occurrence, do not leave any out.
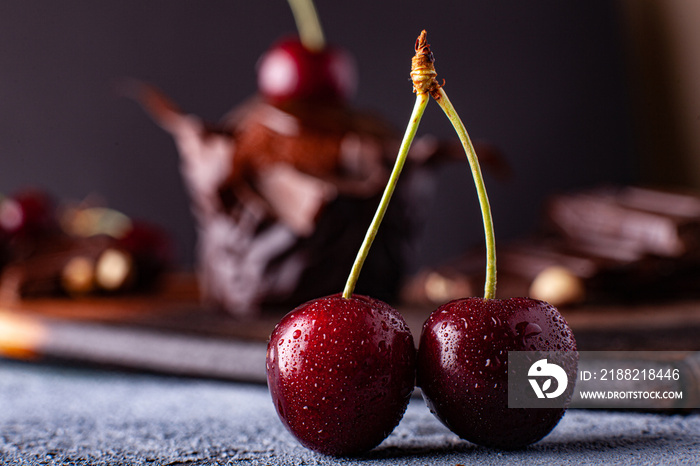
[0,188,56,237]
[114,220,174,288]
[257,37,357,104]
[417,297,577,450]
[266,293,415,456]
[117,221,173,266]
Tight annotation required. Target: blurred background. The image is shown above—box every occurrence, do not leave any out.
[0,0,695,273]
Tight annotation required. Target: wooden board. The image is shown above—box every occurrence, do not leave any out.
[1,273,700,383]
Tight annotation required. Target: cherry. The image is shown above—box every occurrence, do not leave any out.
[266,293,415,456]
[265,13,427,457]
[117,221,173,267]
[417,297,577,449]
[0,188,56,238]
[409,31,579,449]
[257,37,357,105]
[112,220,174,289]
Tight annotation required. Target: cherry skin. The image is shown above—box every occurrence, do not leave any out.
[266,293,415,456]
[417,297,577,450]
[257,37,357,105]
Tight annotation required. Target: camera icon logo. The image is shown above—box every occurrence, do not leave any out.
[528,358,568,399]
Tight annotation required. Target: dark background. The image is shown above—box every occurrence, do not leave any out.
[0,1,640,270]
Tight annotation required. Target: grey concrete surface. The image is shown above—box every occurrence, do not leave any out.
[0,359,698,465]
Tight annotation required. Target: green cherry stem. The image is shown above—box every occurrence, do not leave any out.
[413,29,497,300]
[287,0,326,51]
[342,92,430,299]
[342,31,441,299]
[433,87,497,299]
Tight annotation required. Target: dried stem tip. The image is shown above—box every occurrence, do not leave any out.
[411,30,441,97]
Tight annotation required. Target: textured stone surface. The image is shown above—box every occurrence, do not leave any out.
[0,359,698,465]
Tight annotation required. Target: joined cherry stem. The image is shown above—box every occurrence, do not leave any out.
[343,29,497,301]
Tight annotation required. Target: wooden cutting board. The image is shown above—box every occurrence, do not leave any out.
[1,272,699,383]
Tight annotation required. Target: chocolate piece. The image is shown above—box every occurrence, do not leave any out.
[0,234,112,301]
[546,186,700,259]
[0,211,170,300]
[404,186,700,307]
[543,186,700,300]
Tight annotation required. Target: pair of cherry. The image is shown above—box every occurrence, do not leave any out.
[267,292,577,456]
[262,35,577,457]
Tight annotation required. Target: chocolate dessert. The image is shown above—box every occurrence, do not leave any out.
[132,81,449,316]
